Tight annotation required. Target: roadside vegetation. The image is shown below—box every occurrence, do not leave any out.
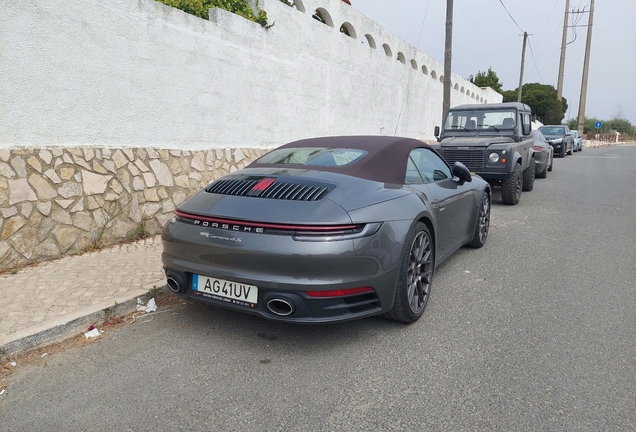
[156,0,268,26]
[566,112,636,140]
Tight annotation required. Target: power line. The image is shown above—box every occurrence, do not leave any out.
[394,0,432,136]
[415,0,431,49]
[536,24,561,63]
[536,0,560,47]
[498,0,524,32]
[527,38,545,84]
[567,6,586,45]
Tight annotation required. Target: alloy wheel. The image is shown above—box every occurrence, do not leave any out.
[407,230,433,314]
[478,195,490,243]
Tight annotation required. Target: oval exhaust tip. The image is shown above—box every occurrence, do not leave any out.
[167,276,181,293]
[267,298,295,316]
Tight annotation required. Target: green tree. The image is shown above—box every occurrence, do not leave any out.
[158,0,268,26]
[469,67,503,94]
[608,109,635,135]
[607,118,635,136]
[503,83,567,125]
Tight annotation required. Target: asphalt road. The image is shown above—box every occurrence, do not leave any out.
[2,144,635,431]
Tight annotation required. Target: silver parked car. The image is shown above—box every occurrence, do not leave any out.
[571,130,583,152]
[531,130,554,178]
[162,136,492,324]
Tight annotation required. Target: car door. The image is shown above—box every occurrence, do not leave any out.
[407,148,476,251]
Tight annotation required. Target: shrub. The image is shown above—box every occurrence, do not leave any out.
[157,0,268,26]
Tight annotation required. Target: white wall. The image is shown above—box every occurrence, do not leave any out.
[0,0,502,149]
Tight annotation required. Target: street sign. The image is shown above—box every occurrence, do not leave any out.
[595,121,602,128]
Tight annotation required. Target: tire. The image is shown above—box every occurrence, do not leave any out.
[468,193,490,248]
[567,144,573,155]
[536,163,548,178]
[386,222,434,323]
[501,163,522,205]
[548,154,553,172]
[559,148,566,158]
[522,158,535,191]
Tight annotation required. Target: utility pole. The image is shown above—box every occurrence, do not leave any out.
[442,0,453,123]
[557,0,570,100]
[577,0,594,136]
[517,32,528,103]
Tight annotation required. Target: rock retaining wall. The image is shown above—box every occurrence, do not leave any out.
[0,147,267,271]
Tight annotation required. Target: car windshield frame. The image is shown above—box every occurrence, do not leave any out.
[444,109,517,132]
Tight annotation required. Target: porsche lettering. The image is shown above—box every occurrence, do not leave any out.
[193,219,264,233]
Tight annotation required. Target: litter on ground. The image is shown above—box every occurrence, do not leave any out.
[136,298,158,313]
[84,328,103,339]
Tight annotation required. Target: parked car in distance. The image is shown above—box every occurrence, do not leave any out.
[571,130,583,152]
[530,130,553,178]
[162,136,492,324]
[538,125,574,157]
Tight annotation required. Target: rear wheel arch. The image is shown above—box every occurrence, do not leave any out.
[418,216,435,252]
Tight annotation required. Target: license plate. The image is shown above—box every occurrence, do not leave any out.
[192,275,258,307]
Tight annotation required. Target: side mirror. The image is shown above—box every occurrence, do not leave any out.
[523,123,531,135]
[434,126,440,138]
[452,161,472,183]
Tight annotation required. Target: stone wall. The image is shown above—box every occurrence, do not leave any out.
[0,147,267,271]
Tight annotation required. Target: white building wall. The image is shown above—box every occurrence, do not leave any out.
[0,0,502,149]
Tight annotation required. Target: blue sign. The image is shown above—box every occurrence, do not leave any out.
[595,121,602,129]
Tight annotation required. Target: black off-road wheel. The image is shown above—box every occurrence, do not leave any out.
[386,222,434,323]
[522,158,535,191]
[501,163,522,205]
[468,193,490,248]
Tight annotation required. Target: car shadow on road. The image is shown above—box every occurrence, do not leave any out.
[166,298,414,355]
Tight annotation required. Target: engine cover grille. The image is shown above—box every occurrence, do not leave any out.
[441,148,486,172]
[206,178,331,201]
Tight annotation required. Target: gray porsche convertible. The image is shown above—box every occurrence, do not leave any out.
[162,136,491,324]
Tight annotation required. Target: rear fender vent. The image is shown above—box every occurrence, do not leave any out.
[206,178,332,201]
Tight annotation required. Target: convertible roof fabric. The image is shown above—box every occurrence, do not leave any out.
[248,136,434,185]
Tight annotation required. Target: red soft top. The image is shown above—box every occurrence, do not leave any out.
[248,136,433,185]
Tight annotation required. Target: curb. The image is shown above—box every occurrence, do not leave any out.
[0,281,167,361]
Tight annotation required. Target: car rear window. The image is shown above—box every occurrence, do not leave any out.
[255,148,367,167]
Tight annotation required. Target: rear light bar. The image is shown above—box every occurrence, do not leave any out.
[174,210,361,234]
[306,287,375,298]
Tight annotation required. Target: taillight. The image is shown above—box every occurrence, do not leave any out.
[306,287,375,297]
[532,146,545,152]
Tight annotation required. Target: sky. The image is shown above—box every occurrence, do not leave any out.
[353,0,636,124]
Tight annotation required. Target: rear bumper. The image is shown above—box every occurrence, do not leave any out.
[534,153,549,171]
[162,263,398,323]
[161,218,411,323]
